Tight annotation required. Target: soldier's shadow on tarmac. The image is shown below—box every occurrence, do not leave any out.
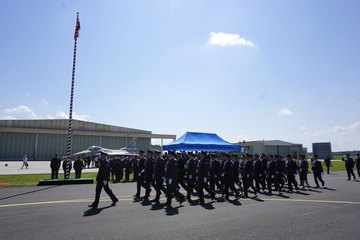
[83,205,114,217]
[165,205,182,216]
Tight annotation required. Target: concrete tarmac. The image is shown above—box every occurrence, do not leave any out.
[0,160,98,175]
[0,171,359,240]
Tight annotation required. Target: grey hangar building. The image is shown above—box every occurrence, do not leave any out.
[0,119,175,161]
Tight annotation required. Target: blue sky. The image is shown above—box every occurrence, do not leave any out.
[1,0,359,151]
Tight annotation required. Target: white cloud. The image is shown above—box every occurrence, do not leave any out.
[278,108,292,116]
[4,105,37,118]
[53,111,91,121]
[0,115,17,120]
[289,121,360,151]
[41,99,48,105]
[208,32,255,47]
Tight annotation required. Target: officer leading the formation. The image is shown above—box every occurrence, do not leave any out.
[89,152,118,209]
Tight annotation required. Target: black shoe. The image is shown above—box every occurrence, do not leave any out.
[179,196,185,205]
[133,193,140,198]
[88,204,97,209]
[111,199,119,206]
[151,198,160,203]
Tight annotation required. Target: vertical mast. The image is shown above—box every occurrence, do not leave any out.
[66,12,80,162]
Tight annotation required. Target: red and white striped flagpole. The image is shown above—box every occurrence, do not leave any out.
[65,12,80,176]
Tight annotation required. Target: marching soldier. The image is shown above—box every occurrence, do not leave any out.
[131,156,138,182]
[144,150,155,200]
[285,155,298,192]
[209,153,223,194]
[312,155,325,187]
[242,154,257,198]
[177,152,188,192]
[165,151,185,207]
[266,155,280,195]
[152,150,167,203]
[253,154,266,193]
[50,153,61,179]
[342,154,356,180]
[298,155,310,190]
[185,152,198,201]
[134,150,146,198]
[223,153,239,200]
[88,152,118,209]
[196,152,215,203]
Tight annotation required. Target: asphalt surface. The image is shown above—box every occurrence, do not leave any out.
[1,171,359,240]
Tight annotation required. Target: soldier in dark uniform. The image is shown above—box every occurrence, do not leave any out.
[144,150,155,200]
[355,153,360,178]
[124,157,132,182]
[134,150,146,198]
[298,155,310,190]
[276,155,286,190]
[165,151,185,207]
[73,155,84,178]
[177,152,188,192]
[260,154,268,191]
[232,154,243,192]
[266,155,280,195]
[285,155,298,192]
[241,154,257,198]
[342,154,356,180]
[131,156,138,182]
[223,153,239,200]
[88,152,118,209]
[50,153,61,179]
[253,154,266,193]
[209,153,223,194]
[323,156,332,174]
[152,150,167,203]
[196,152,215,203]
[185,152,198,201]
[312,155,325,187]
[62,157,72,179]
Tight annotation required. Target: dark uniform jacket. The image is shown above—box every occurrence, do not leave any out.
[286,159,298,175]
[145,157,154,180]
[210,159,221,178]
[165,157,178,185]
[242,160,254,179]
[186,157,197,180]
[223,159,234,181]
[253,159,263,177]
[343,157,355,169]
[312,160,323,174]
[73,159,84,171]
[50,157,61,170]
[96,158,111,181]
[137,156,146,177]
[197,158,210,180]
[298,160,308,174]
[153,157,165,180]
[267,160,278,178]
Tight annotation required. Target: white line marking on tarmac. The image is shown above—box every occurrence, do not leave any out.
[1,196,360,208]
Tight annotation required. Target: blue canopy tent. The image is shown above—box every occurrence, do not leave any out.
[163,132,241,152]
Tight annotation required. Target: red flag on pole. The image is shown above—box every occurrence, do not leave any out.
[74,13,81,40]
